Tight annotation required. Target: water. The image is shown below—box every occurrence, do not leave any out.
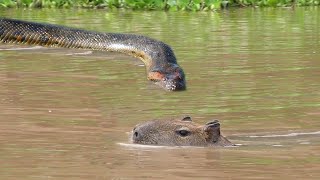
[0,8,320,179]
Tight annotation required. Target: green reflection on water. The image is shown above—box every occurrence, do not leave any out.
[0,7,319,128]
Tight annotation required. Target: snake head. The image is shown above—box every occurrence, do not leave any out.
[148,65,186,91]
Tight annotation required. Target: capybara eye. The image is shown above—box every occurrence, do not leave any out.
[176,130,190,137]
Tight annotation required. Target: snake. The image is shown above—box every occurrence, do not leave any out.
[0,18,186,91]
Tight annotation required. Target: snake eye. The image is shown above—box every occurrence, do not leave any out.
[176,129,191,137]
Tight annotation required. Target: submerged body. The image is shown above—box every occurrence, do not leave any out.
[132,116,234,147]
[0,18,186,91]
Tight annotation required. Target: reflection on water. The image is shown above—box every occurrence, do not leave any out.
[248,131,320,138]
[0,7,320,179]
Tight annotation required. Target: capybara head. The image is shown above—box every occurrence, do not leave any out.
[131,116,233,147]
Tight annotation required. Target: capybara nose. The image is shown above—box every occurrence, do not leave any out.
[132,128,143,142]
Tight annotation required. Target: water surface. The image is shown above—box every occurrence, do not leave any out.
[0,8,319,179]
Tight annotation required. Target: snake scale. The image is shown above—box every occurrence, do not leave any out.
[0,18,186,91]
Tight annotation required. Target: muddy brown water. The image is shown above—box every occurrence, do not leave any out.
[0,8,319,179]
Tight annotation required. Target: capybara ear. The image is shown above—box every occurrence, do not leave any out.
[204,120,220,143]
[180,116,192,122]
[205,120,220,126]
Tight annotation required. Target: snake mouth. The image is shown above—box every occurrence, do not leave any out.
[148,68,186,91]
[154,78,185,91]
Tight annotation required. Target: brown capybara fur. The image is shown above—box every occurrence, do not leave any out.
[131,116,234,147]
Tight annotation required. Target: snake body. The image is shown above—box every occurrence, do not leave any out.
[0,18,186,91]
